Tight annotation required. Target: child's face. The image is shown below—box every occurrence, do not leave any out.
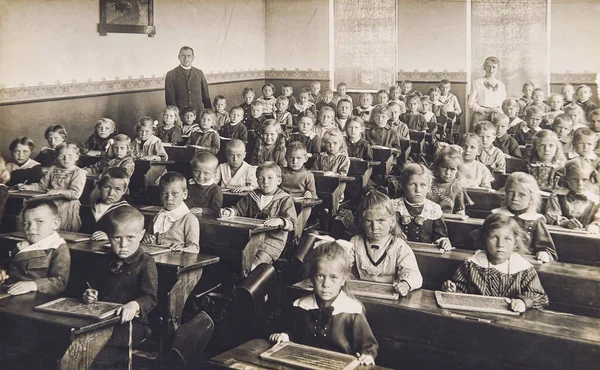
[183,112,197,126]
[257,168,281,195]
[226,146,246,169]
[192,161,216,185]
[567,110,582,124]
[337,101,352,118]
[374,112,389,127]
[112,141,129,159]
[553,120,573,139]
[12,144,32,165]
[401,83,412,94]
[275,99,289,113]
[137,125,154,141]
[359,95,373,108]
[229,109,244,124]
[298,117,314,134]
[299,92,311,104]
[23,205,60,244]
[429,91,440,102]
[311,259,346,302]
[436,158,459,183]
[286,149,307,171]
[310,83,321,96]
[388,105,401,122]
[526,114,542,130]
[100,178,128,205]
[323,91,334,103]
[479,129,496,149]
[377,93,389,105]
[404,174,430,204]
[566,169,592,195]
[319,110,335,127]
[200,114,215,130]
[407,99,419,113]
[495,121,509,137]
[505,182,531,212]
[215,99,227,113]
[532,91,544,104]
[338,85,347,96]
[504,105,519,118]
[263,86,274,98]
[163,110,177,127]
[109,220,144,259]
[562,86,574,100]
[420,100,431,112]
[160,182,187,211]
[362,206,394,242]
[251,105,264,118]
[346,121,362,140]
[96,122,114,139]
[243,92,255,105]
[522,85,534,98]
[390,89,400,100]
[577,88,592,102]
[548,96,564,111]
[262,126,278,145]
[440,84,451,96]
[485,226,516,265]
[574,135,597,157]
[282,86,293,96]
[536,137,558,162]
[325,135,343,155]
[47,132,64,149]
[57,147,79,168]
[462,138,481,163]
[590,115,600,132]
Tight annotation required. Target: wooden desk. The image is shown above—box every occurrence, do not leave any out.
[1,190,64,233]
[285,285,600,370]
[205,338,391,370]
[163,145,196,162]
[221,190,322,211]
[349,158,379,187]
[0,292,130,370]
[505,156,527,173]
[312,173,353,214]
[78,154,103,168]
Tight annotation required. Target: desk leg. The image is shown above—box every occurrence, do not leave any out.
[59,326,112,370]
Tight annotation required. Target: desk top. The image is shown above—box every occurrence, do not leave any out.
[221,190,323,208]
[7,189,64,200]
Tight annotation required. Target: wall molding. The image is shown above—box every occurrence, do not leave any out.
[549,72,598,84]
[397,70,468,83]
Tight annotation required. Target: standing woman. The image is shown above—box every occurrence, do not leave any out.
[468,56,507,129]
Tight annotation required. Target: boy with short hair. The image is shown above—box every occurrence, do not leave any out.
[316,88,336,112]
[552,114,575,155]
[291,88,317,115]
[247,100,266,133]
[291,111,321,157]
[181,106,199,137]
[142,172,200,253]
[0,199,70,295]
[398,80,421,102]
[366,106,402,148]
[220,106,249,143]
[309,81,323,104]
[335,98,353,131]
[215,139,258,191]
[333,82,352,105]
[518,82,535,114]
[475,121,506,173]
[186,152,223,217]
[529,88,551,114]
[515,105,544,146]
[281,84,297,111]
[567,127,600,194]
[221,162,297,274]
[543,93,565,128]
[387,101,410,140]
[240,87,256,127]
[492,113,521,158]
[576,84,598,119]
[438,79,462,117]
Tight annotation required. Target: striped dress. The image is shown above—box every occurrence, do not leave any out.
[450,250,549,309]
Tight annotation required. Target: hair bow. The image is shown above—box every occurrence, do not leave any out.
[104,138,114,153]
[311,234,353,250]
[437,142,464,154]
[484,81,499,91]
[153,120,159,128]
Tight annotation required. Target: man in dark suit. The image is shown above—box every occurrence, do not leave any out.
[165,46,212,114]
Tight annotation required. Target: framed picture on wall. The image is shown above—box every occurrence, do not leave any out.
[98,0,156,37]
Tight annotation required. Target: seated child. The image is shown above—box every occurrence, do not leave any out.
[187,110,220,155]
[81,167,130,238]
[314,106,338,141]
[475,121,506,173]
[427,145,470,215]
[529,88,551,114]
[273,96,293,133]
[213,95,231,130]
[246,100,267,134]
[392,163,452,250]
[400,94,429,132]
[399,80,421,102]
[428,87,447,117]
[375,89,389,109]
[310,80,323,104]
[256,83,277,117]
[316,88,336,113]
[552,114,574,155]
[335,98,353,131]
[419,96,437,128]
[353,93,374,123]
[186,152,223,217]
[269,241,378,366]
[442,213,549,312]
[567,127,600,193]
[543,92,565,127]
[387,85,405,108]
[0,199,70,295]
[562,83,575,107]
[518,82,535,115]
[564,103,588,130]
[438,79,462,118]
[219,106,249,143]
[281,84,297,111]
[83,206,157,351]
[84,134,135,177]
[366,106,402,148]
[347,190,422,295]
[492,114,522,158]
[18,142,86,231]
[545,159,600,233]
[591,109,600,154]
[35,125,67,167]
[460,133,493,189]
[131,116,168,161]
[221,162,297,273]
[82,118,117,155]
[491,172,557,262]
[142,172,200,253]
[157,106,183,145]
[250,119,287,167]
[181,106,199,137]
[240,87,255,127]
[6,137,43,186]
[502,98,524,133]
[515,105,544,146]
[345,117,374,160]
[387,101,410,140]
[575,84,598,119]
[312,129,350,177]
[333,82,352,106]
[291,87,317,116]
[528,130,566,192]
[281,142,317,237]
[215,139,258,191]
[290,111,321,157]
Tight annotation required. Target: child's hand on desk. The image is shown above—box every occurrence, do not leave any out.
[168,242,183,252]
[230,187,246,194]
[141,234,156,244]
[117,301,140,323]
[587,224,600,234]
[393,281,411,297]
[220,208,234,218]
[442,280,457,292]
[559,218,583,230]
[356,353,375,366]
[47,189,64,196]
[7,281,37,295]
[505,298,526,313]
[437,238,453,251]
[142,155,161,161]
[536,251,552,263]
[15,183,29,190]
[269,333,289,344]
[91,231,109,241]
[303,191,313,199]
[83,288,98,304]
[264,218,284,228]
[0,270,9,284]
[190,207,203,215]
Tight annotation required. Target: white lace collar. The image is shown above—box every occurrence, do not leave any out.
[469,250,532,274]
[294,291,363,315]
[393,197,443,222]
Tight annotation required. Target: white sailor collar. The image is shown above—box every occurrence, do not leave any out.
[491,207,543,221]
[469,249,532,274]
[294,291,363,315]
